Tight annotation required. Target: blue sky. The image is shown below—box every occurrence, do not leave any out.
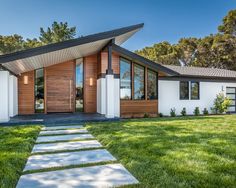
[0,0,235,51]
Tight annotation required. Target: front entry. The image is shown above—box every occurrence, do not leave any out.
[45,61,75,113]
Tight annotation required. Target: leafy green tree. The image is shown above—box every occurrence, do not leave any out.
[24,38,42,49]
[0,34,24,54]
[218,9,236,36]
[39,21,76,44]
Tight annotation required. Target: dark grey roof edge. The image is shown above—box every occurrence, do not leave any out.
[0,23,144,64]
[112,44,179,76]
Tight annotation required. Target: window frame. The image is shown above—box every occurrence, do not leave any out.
[34,68,44,113]
[190,81,200,100]
[133,63,145,100]
[120,57,132,100]
[147,69,158,100]
[179,81,190,100]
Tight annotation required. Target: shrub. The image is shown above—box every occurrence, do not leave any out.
[211,93,232,114]
[202,108,209,115]
[194,107,200,116]
[159,113,163,117]
[181,107,187,116]
[170,108,176,117]
[144,113,149,118]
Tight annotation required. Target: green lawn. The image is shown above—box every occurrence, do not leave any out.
[87,115,236,188]
[0,125,41,188]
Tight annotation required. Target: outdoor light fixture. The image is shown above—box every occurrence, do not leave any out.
[89,78,93,86]
[24,75,28,85]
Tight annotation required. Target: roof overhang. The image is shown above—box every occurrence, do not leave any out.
[112,44,179,76]
[0,23,144,75]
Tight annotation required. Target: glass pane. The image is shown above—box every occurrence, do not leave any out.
[76,59,83,112]
[191,81,199,100]
[226,94,235,100]
[147,70,157,100]
[227,106,235,112]
[134,64,145,100]
[226,87,235,93]
[35,69,44,113]
[180,81,189,100]
[120,59,131,99]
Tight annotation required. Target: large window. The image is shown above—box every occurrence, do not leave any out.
[191,81,199,100]
[134,64,145,99]
[120,59,131,99]
[76,59,83,112]
[35,68,44,113]
[180,81,189,100]
[147,69,158,99]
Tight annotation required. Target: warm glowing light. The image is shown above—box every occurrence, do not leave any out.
[89,78,93,86]
[24,76,28,85]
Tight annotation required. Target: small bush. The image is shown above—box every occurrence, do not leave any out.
[211,93,232,114]
[159,113,163,117]
[181,108,187,116]
[202,108,209,115]
[170,108,176,117]
[194,107,200,116]
[144,113,150,118]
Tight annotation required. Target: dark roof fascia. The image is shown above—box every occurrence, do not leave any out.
[159,75,236,83]
[0,23,144,64]
[112,44,179,76]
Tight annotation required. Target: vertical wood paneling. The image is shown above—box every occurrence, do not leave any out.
[45,61,75,113]
[84,54,97,113]
[18,71,35,114]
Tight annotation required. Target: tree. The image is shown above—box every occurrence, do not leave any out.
[0,34,24,54]
[39,21,76,44]
[218,9,236,36]
[24,38,42,49]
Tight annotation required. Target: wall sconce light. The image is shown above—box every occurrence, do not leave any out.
[89,78,93,86]
[24,75,28,85]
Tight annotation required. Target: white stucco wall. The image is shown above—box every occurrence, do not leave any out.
[9,75,18,117]
[158,80,236,116]
[97,77,120,118]
[0,71,10,122]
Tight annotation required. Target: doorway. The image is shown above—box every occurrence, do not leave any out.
[75,59,84,112]
[226,87,236,113]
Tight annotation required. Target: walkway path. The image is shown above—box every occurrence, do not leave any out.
[16,124,138,188]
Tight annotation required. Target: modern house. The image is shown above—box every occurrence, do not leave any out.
[1,23,236,122]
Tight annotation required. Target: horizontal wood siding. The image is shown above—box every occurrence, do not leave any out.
[18,71,35,114]
[45,61,75,113]
[84,54,97,113]
[98,52,119,76]
[121,100,158,118]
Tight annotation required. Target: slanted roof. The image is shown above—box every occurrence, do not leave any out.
[0,23,144,75]
[164,65,236,79]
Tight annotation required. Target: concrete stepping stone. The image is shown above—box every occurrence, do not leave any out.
[39,129,88,136]
[23,149,116,171]
[36,134,94,143]
[42,125,83,131]
[32,140,102,153]
[17,164,139,188]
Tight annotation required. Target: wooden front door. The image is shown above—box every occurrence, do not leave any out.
[45,61,75,113]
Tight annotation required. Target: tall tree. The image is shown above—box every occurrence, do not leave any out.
[218,9,236,36]
[39,21,76,44]
[0,34,24,54]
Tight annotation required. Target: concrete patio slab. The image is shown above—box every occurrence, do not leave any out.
[36,134,94,143]
[23,149,116,171]
[39,129,88,135]
[42,125,83,131]
[32,140,102,153]
[17,164,139,188]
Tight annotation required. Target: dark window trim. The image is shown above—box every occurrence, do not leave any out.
[133,63,145,100]
[75,59,84,112]
[179,81,189,100]
[190,81,200,100]
[34,68,44,113]
[147,68,158,100]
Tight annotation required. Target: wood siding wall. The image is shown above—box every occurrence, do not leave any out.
[121,100,158,118]
[18,71,35,114]
[45,61,75,113]
[84,54,97,113]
